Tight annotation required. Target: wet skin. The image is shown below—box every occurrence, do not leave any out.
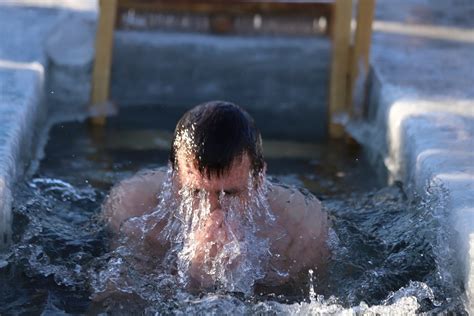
[102,154,329,288]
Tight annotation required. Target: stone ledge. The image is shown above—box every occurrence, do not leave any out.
[0,61,45,246]
[0,5,94,247]
[349,69,474,312]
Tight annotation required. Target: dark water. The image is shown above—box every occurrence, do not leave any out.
[0,107,465,314]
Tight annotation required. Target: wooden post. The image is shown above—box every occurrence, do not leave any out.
[328,0,352,138]
[90,0,118,126]
[349,0,375,119]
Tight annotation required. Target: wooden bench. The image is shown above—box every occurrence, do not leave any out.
[90,0,375,138]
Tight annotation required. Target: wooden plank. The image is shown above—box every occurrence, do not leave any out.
[90,0,118,126]
[117,0,333,16]
[328,0,352,138]
[93,0,340,136]
[349,0,375,119]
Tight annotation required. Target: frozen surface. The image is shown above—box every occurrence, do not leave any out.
[0,6,56,246]
[0,3,97,246]
[349,0,474,311]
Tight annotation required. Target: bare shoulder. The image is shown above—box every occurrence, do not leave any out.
[267,180,324,229]
[265,179,329,282]
[102,168,168,233]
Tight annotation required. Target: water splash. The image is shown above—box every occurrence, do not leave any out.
[29,177,97,202]
[107,168,277,296]
[3,175,466,314]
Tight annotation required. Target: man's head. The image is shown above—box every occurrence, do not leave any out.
[169,101,265,212]
[170,101,264,178]
[164,101,271,290]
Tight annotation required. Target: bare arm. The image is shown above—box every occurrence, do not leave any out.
[92,169,168,303]
[102,168,167,234]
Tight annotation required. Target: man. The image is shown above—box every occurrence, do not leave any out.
[102,101,329,294]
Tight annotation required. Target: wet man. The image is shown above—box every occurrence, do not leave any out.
[102,101,329,293]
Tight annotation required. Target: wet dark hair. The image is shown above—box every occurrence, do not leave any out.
[170,101,264,178]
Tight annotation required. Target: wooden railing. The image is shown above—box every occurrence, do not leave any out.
[90,0,375,138]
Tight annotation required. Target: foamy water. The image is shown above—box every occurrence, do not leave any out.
[0,173,464,314]
[107,168,277,295]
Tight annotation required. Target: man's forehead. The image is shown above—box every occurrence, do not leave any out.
[176,152,251,188]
